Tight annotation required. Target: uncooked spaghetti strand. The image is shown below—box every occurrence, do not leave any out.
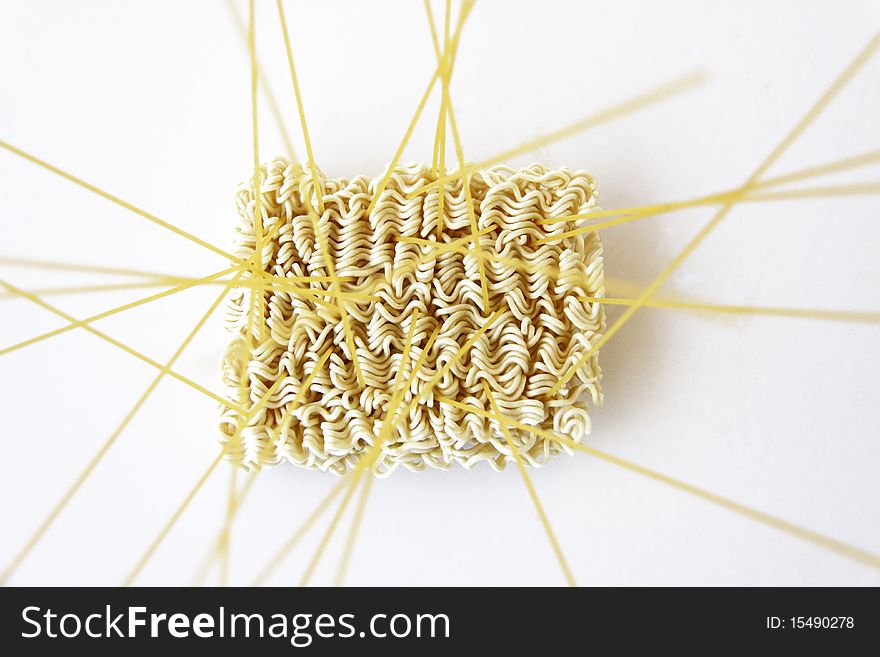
[366,1,475,216]
[405,71,705,197]
[580,296,880,324]
[192,470,258,586]
[276,0,324,211]
[0,266,237,357]
[442,397,880,572]
[299,310,423,586]
[549,30,880,397]
[0,264,250,585]
[538,148,880,228]
[125,344,289,587]
[483,383,576,586]
[333,474,374,587]
[0,139,239,263]
[0,277,243,412]
[537,182,880,243]
[224,0,298,162]
[251,478,348,586]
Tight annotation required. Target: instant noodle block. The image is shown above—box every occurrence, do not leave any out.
[220,160,605,475]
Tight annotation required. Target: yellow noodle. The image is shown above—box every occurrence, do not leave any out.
[222,160,606,474]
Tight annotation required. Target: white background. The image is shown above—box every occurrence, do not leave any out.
[1,0,879,586]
